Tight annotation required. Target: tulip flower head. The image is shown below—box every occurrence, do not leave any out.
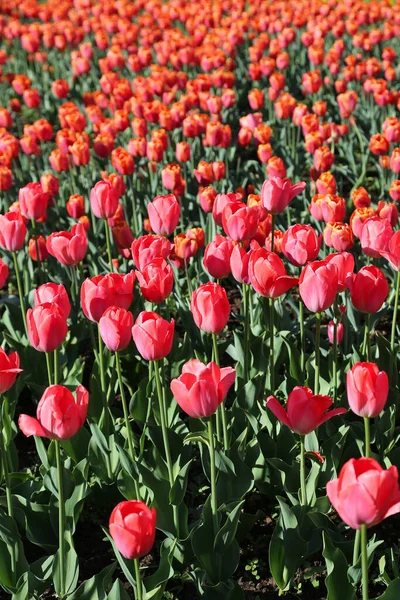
[109,500,156,560]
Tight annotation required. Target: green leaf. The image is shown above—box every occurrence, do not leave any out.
[103,528,136,589]
[214,501,244,553]
[68,563,116,600]
[107,579,131,600]
[169,459,192,506]
[53,534,79,596]
[374,579,400,599]
[322,531,355,600]
[143,539,175,599]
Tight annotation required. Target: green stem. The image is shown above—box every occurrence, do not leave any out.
[353,530,361,567]
[54,348,59,385]
[184,259,193,297]
[212,333,228,451]
[390,270,400,378]
[299,297,305,383]
[31,219,44,284]
[361,524,369,600]
[115,352,140,500]
[270,214,275,253]
[104,219,114,272]
[207,419,218,534]
[130,179,139,237]
[0,412,16,582]
[364,314,371,362]
[242,284,250,383]
[134,558,143,600]
[55,440,66,598]
[300,436,307,506]
[46,352,53,386]
[98,325,112,479]
[12,252,28,337]
[153,360,180,537]
[364,417,371,458]
[270,297,275,393]
[315,312,321,395]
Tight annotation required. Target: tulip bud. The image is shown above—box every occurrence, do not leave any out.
[132,311,174,361]
[346,362,388,418]
[99,306,133,352]
[190,283,230,334]
[109,500,156,560]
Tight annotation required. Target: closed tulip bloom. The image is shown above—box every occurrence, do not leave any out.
[324,222,354,252]
[249,248,299,298]
[173,233,198,261]
[261,177,306,215]
[377,201,399,227]
[221,202,259,242]
[350,207,376,238]
[203,235,234,279]
[147,194,180,236]
[299,260,338,313]
[80,275,117,322]
[360,217,393,258]
[27,303,68,352]
[0,348,22,393]
[107,272,135,310]
[109,500,156,560]
[346,362,388,418]
[0,212,27,251]
[46,223,88,266]
[0,257,8,289]
[136,258,173,304]
[99,306,133,352]
[327,458,400,530]
[212,192,242,226]
[347,266,389,313]
[190,283,230,334]
[90,180,120,219]
[380,230,400,270]
[171,359,236,418]
[34,282,71,319]
[28,235,49,262]
[309,194,346,223]
[328,321,344,345]
[281,224,322,266]
[131,235,173,271]
[19,182,49,221]
[325,252,355,292]
[132,311,174,361]
[18,385,88,440]
[230,244,252,284]
[266,386,346,435]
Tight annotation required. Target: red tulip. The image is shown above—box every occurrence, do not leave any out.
[203,235,234,279]
[109,500,156,560]
[34,282,71,319]
[360,217,393,258]
[27,303,68,352]
[299,259,338,313]
[281,224,322,267]
[248,248,298,298]
[171,359,236,418]
[0,257,8,289]
[136,258,173,304]
[131,235,173,271]
[19,182,49,221]
[0,348,22,393]
[46,223,87,266]
[190,283,230,334]
[266,386,346,435]
[212,192,242,226]
[132,311,174,361]
[81,273,135,322]
[346,266,389,313]
[99,306,133,352]
[221,202,259,242]
[90,180,120,219]
[0,212,27,251]
[380,230,400,270]
[346,362,388,418]
[147,194,180,236]
[325,252,355,292]
[18,385,88,440]
[28,235,49,262]
[328,321,344,345]
[230,244,252,284]
[327,458,400,530]
[261,177,306,215]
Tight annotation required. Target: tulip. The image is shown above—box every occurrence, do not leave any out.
[347,266,389,314]
[136,258,173,304]
[230,244,252,285]
[325,252,355,292]
[90,180,120,219]
[27,303,68,353]
[46,223,87,266]
[309,194,346,223]
[360,217,393,258]
[281,224,322,267]
[221,202,259,242]
[248,248,298,298]
[0,257,8,289]
[0,212,27,252]
[131,235,173,271]
[0,348,22,393]
[324,222,354,252]
[346,362,388,418]
[19,182,49,221]
[132,311,174,361]
[299,259,338,313]
[327,458,400,530]
[266,386,346,435]
[147,194,180,236]
[28,235,49,262]
[190,283,230,334]
[212,192,242,226]
[170,359,236,418]
[203,235,234,279]
[328,321,344,345]
[18,385,89,440]
[81,273,135,322]
[34,282,71,320]
[109,500,156,560]
[261,177,306,215]
[99,307,133,352]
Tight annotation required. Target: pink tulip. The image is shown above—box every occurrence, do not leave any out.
[261,177,306,215]
[99,306,133,352]
[132,311,174,361]
[346,362,388,418]
[147,194,180,236]
[299,259,338,313]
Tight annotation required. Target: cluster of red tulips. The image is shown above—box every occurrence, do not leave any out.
[2,0,400,599]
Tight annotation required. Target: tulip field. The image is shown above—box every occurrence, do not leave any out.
[4,0,400,599]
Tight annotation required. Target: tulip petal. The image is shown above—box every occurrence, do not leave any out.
[18,414,48,438]
[266,396,291,428]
